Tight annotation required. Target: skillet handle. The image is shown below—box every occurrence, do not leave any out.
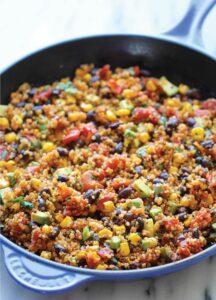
[1,245,94,294]
[163,0,216,48]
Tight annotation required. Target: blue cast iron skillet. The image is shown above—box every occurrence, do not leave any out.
[0,0,216,294]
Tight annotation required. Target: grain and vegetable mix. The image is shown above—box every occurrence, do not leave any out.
[0,64,216,270]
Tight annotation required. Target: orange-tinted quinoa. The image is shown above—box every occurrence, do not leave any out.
[0,64,216,270]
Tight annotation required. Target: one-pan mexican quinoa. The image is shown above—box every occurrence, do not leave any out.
[0,64,216,270]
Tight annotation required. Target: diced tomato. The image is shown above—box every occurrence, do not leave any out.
[26,165,41,174]
[195,109,211,116]
[108,79,123,95]
[30,228,47,252]
[86,252,101,268]
[81,123,97,142]
[112,180,130,190]
[133,66,141,76]
[98,248,113,260]
[163,217,183,234]
[58,183,72,200]
[97,193,115,210]
[64,196,88,216]
[56,118,67,130]
[34,89,53,100]
[177,245,191,258]
[133,107,159,124]
[105,157,126,171]
[99,65,110,79]
[201,98,216,110]
[98,169,106,180]
[89,143,100,152]
[63,128,80,145]
[190,208,212,229]
[81,171,103,191]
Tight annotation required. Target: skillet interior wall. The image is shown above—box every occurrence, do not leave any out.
[1,36,216,104]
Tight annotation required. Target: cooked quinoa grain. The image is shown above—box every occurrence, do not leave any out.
[0,64,216,270]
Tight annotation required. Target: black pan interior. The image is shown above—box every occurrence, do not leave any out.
[1,35,216,104]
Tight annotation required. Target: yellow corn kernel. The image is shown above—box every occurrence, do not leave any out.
[76,250,86,260]
[139,132,150,144]
[191,127,205,141]
[116,109,131,117]
[98,228,113,239]
[169,193,178,201]
[122,89,134,98]
[130,154,142,165]
[113,225,126,235]
[60,216,72,228]
[89,204,97,214]
[119,241,130,256]
[173,153,185,165]
[81,103,93,112]
[146,80,157,92]
[96,264,107,270]
[117,202,128,210]
[55,213,64,223]
[180,196,190,207]
[11,202,20,211]
[68,112,85,122]
[0,161,5,168]
[179,84,189,95]
[0,117,9,131]
[146,145,155,154]
[106,110,117,121]
[184,216,192,227]
[83,73,92,82]
[4,132,17,143]
[66,95,76,104]
[42,225,51,234]
[166,99,175,107]
[181,102,192,113]
[31,178,41,190]
[43,142,55,152]
[103,201,115,213]
[5,160,16,171]
[128,233,141,246]
[11,115,23,130]
[169,166,178,173]
[145,123,154,132]
[40,251,52,260]
[0,178,9,189]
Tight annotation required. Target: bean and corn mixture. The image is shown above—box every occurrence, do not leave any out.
[0,64,216,270]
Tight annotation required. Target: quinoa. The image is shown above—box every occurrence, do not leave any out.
[0,64,216,270]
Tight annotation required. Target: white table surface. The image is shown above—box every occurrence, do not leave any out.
[0,1,216,299]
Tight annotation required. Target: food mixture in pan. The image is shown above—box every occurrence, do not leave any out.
[0,64,216,270]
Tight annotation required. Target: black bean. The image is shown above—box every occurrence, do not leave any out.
[78,258,86,267]
[177,234,185,241]
[32,106,42,112]
[91,68,98,75]
[167,116,178,128]
[195,156,203,164]
[49,227,60,239]
[187,88,201,99]
[178,212,187,221]
[41,187,51,195]
[187,118,196,127]
[91,233,100,241]
[92,133,101,143]
[201,157,213,169]
[108,257,118,265]
[140,81,145,91]
[136,217,144,231]
[178,174,188,181]
[182,167,190,173]
[114,142,123,154]
[52,89,60,96]
[115,207,123,215]
[86,110,96,122]
[118,187,133,199]
[84,189,94,200]
[112,215,123,225]
[178,207,187,213]
[108,121,123,129]
[124,212,135,222]
[153,178,163,184]
[192,228,200,239]
[159,171,168,180]
[57,175,68,182]
[179,186,187,196]
[134,166,143,175]
[201,140,214,149]
[210,208,216,217]
[16,102,26,107]
[28,88,37,97]
[29,221,37,227]
[57,147,69,156]
[129,262,140,269]
[38,197,46,210]
[54,244,66,253]
[90,76,100,83]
